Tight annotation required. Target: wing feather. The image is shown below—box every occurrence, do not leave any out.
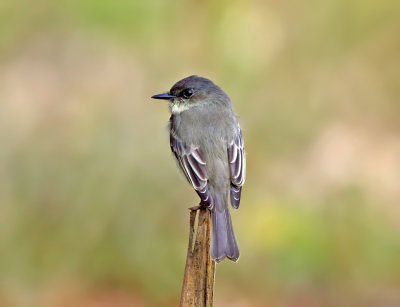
[170,132,213,208]
[228,128,246,209]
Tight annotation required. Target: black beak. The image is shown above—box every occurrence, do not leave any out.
[151,92,177,100]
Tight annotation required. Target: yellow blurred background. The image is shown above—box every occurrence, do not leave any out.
[1,0,400,306]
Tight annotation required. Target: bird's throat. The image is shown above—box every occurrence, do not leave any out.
[170,101,193,114]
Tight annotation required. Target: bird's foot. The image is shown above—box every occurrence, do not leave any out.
[188,202,205,211]
[188,205,201,211]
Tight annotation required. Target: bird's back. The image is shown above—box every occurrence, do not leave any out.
[170,104,238,190]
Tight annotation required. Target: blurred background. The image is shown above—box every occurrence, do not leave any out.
[1,0,400,306]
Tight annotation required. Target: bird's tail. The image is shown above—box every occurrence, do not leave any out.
[210,193,239,263]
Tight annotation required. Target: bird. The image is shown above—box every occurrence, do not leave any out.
[151,75,246,262]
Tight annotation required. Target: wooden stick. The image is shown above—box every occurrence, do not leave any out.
[180,207,216,307]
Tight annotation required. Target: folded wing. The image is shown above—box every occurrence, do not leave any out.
[170,132,213,208]
[228,128,246,209]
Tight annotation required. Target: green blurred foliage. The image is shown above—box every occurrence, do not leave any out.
[0,0,400,306]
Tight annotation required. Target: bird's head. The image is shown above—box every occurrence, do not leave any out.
[151,75,231,114]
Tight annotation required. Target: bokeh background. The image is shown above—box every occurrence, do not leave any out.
[1,0,400,306]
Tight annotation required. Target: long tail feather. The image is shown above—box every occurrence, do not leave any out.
[210,194,239,262]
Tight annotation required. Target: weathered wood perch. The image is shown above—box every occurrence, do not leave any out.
[180,207,216,307]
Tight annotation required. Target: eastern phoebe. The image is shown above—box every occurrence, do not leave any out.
[152,76,246,262]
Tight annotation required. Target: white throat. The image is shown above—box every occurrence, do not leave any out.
[170,102,193,114]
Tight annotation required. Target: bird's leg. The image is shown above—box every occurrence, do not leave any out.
[189,201,205,211]
[188,205,202,211]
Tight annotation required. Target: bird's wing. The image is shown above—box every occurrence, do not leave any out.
[227,128,246,209]
[170,132,213,208]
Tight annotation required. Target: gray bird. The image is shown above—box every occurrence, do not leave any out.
[151,76,246,262]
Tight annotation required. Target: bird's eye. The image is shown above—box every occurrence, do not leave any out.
[181,89,194,99]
